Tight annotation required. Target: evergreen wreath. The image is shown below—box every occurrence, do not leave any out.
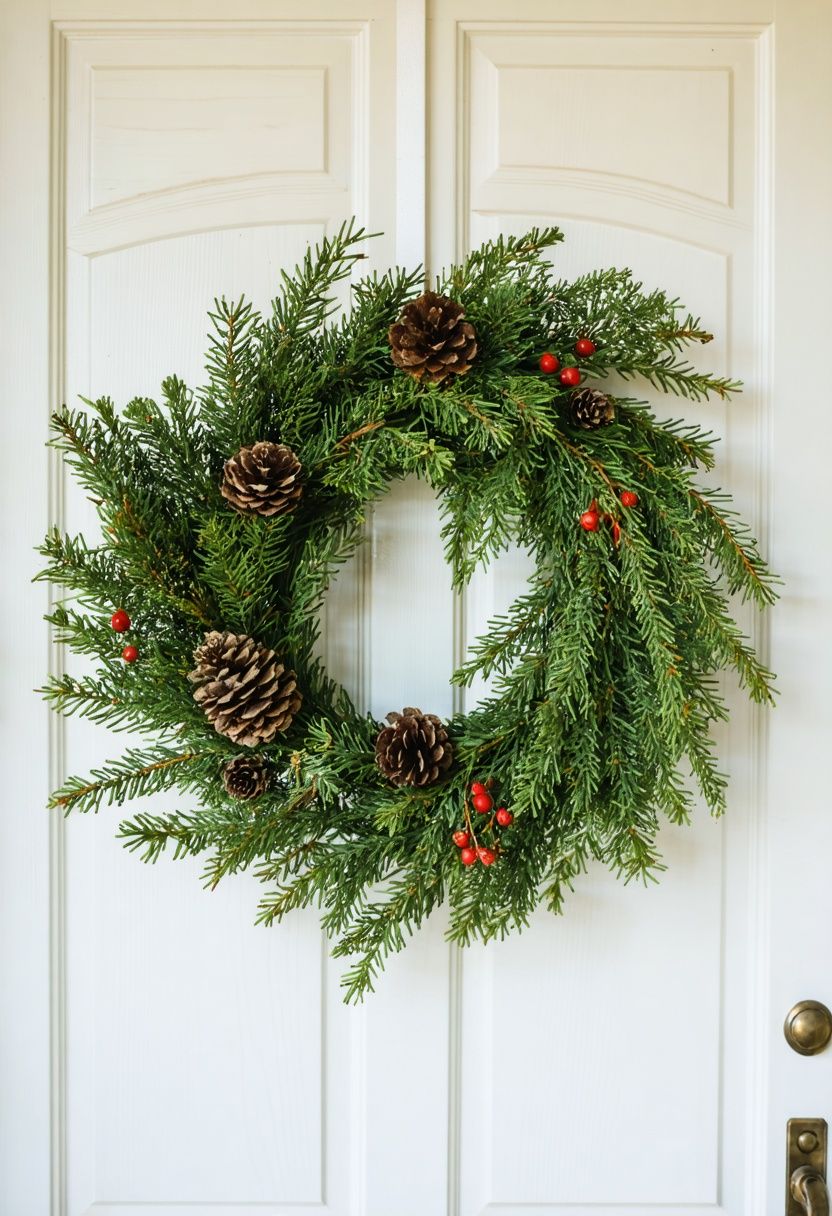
[38,222,777,1001]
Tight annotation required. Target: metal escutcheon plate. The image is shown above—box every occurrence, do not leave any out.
[786,1119,828,1216]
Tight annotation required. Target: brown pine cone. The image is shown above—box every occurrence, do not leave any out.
[189,630,301,747]
[375,707,453,788]
[570,388,615,430]
[221,441,302,517]
[388,291,477,385]
[223,754,268,801]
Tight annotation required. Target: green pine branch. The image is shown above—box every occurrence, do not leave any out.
[51,746,206,815]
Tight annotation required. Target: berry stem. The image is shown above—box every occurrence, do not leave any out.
[462,796,479,849]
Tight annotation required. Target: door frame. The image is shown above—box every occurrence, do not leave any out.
[3,2,832,1214]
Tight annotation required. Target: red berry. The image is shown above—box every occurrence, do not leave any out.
[495,807,513,827]
[559,366,581,387]
[477,847,497,866]
[110,609,131,633]
[470,781,486,796]
[611,520,621,546]
[452,830,470,849]
[539,352,560,374]
[460,847,478,867]
[575,337,597,357]
[472,792,493,814]
[121,645,138,663]
[580,510,600,532]
[620,490,639,508]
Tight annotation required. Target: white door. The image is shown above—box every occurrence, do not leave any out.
[2,1,830,1213]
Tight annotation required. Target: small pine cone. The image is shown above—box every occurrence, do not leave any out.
[375,707,453,788]
[570,388,615,430]
[389,291,477,385]
[189,630,301,747]
[223,754,268,801]
[221,441,302,517]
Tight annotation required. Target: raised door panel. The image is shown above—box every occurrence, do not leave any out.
[64,28,368,254]
[429,11,772,1215]
[56,15,404,1216]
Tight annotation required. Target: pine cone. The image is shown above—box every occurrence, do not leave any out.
[223,754,268,801]
[570,388,615,430]
[389,292,477,384]
[221,441,302,517]
[189,631,301,747]
[375,707,453,787]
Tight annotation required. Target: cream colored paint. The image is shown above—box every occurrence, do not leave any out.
[1,2,830,1214]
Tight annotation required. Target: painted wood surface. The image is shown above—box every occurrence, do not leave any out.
[1,2,831,1214]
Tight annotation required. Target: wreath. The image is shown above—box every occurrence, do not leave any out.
[39,222,776,1000]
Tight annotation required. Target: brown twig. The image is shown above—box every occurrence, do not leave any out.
[462,400,499,432]
[657,326,713,344]
[687,488,768,590]
[53,414,97,463]
[114,496,214,626]
[336,419,385,450]
[552,431,618,495]
[52,751,198,810]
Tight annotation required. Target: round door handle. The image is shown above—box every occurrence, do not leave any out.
[785,1001,832,1056]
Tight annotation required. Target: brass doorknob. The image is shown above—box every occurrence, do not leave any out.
[791,1165,830,1216]
[785,1001,832,1056]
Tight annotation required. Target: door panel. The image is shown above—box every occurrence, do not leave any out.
[430,8,771,1213]
[56,12,404,1216]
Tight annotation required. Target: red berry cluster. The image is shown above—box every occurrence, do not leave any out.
[538,336,597,387]
[579,490,639,546]
[110,609,139,663]
[452,779,514,868]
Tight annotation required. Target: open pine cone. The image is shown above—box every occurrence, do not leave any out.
[388,291,477,384]
[570,387,615,430]
[223,754,268,801]
[221,441,302,517]
[375,707,453,788]
[189,631,301,747]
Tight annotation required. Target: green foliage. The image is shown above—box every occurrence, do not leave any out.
[39,223,777,1000]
